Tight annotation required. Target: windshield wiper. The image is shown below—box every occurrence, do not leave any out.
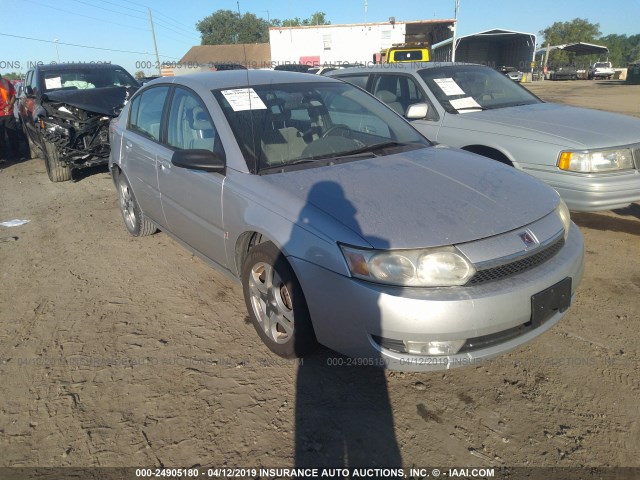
[258,158,317,173]
[258,141,425,173]
[339,141,425,157]
[455,106,487,111]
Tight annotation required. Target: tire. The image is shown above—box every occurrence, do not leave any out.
[24,127,42,159]
[116,173,157,237]
[42,137,72,182]
[242,241,317,358]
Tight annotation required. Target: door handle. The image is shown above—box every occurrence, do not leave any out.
[124,141,132,151]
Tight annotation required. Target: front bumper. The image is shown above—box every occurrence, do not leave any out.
[533,168,640,212]
[291,224,584,372]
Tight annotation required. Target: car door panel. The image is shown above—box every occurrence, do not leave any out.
[122,85,170,227]
[122,131,166,227]
[157,87,227,267]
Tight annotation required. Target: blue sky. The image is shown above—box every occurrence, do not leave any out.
[1,0,638,75]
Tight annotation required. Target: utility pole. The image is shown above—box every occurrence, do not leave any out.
[543,42,551,81]
[54,39,60,62]
[148,8,161,75]
[451,0,459,62]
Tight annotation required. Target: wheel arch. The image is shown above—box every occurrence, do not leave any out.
[460,144,516,167]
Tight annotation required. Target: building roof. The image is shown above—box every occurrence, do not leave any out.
[535,42,609,56]
[458,28,536,40]
[179,44,271,67]
[269,19,455,31]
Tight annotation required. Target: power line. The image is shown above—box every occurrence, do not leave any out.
[22,0,197,50]
[107,0,200,33]
[101,0,147,15]
[24,0,153,33]
[69,0,149,22]
[0,32,179,59]
[66,0,199,41]
[153,19,200,40]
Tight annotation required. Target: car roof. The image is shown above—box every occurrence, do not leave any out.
[144,69,339,90]
[326,62,482,76]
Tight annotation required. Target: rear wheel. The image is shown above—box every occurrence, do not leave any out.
[116,173,156,237]
[42,137,72,182]
[242,241,317,358]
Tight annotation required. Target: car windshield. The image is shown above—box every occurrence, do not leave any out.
[418,65,541,114]
[213,81,430,172]
[42,67,139,92]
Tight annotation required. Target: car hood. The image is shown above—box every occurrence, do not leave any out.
[450,103,640,148]
[261,146,558,249]
[43,86,137,116]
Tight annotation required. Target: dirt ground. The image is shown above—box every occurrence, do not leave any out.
[1,79,639,474]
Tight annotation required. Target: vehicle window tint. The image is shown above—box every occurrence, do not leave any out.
[213,82,428,172]
[40,68,138,92]
[335,75,369,90]
[29,71,38,92]
[393,50,424,62]
[167,87,222,154]
[418,66,541,113]
[372,75,407,115]
[128,86,169,141]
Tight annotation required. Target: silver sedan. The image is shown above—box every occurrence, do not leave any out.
[328,63,640,212]
[108,70,584,371]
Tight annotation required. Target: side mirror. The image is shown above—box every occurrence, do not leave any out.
[405,103,429,119]
[171,149,225,173]
[25,86,34,96]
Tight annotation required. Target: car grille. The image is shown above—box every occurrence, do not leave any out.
[633,146,640,169]
[467,237,565,285]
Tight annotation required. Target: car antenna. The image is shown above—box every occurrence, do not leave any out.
[238,1,257,173]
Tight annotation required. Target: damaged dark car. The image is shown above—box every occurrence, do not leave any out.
[18,64,139,182]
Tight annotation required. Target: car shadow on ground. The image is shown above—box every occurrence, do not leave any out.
[71,163,110,182]
[290,181,402,474]
[572,203,640,235]
[594,80,635,87]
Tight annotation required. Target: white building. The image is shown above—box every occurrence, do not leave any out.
[269,19,454,66]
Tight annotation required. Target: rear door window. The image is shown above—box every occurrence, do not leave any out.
[128,86,169,142]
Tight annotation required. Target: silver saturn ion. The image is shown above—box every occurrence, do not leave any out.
[108,70,584,371]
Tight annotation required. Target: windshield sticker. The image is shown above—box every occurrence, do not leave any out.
[221,88,267,111]
[433,78,465,96]
[450,97,482,112]
[44,77,62,90]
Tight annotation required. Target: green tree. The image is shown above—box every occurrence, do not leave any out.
[197,9,270,45]
[134,70,145,80]
[2,72,22,80]
[600,34,640,66]
[539,18,601,65]
[270,11,330,28]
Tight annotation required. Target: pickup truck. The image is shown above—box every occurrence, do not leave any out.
[588,61,614,80]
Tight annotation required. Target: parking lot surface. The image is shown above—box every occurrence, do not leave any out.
[0,79,639,469]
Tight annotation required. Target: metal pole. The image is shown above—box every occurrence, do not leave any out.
[451,0,459,62]
[148,8,161,75]
[54,39,60,62]
[543,42,550,80]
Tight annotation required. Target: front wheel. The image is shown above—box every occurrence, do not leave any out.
[116,173,157,237]
[42,137,72,182]
[242,241,317,358]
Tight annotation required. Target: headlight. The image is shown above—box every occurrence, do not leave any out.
[555,198,571,240]
[557,148,634,173]
[340,245,476,287]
